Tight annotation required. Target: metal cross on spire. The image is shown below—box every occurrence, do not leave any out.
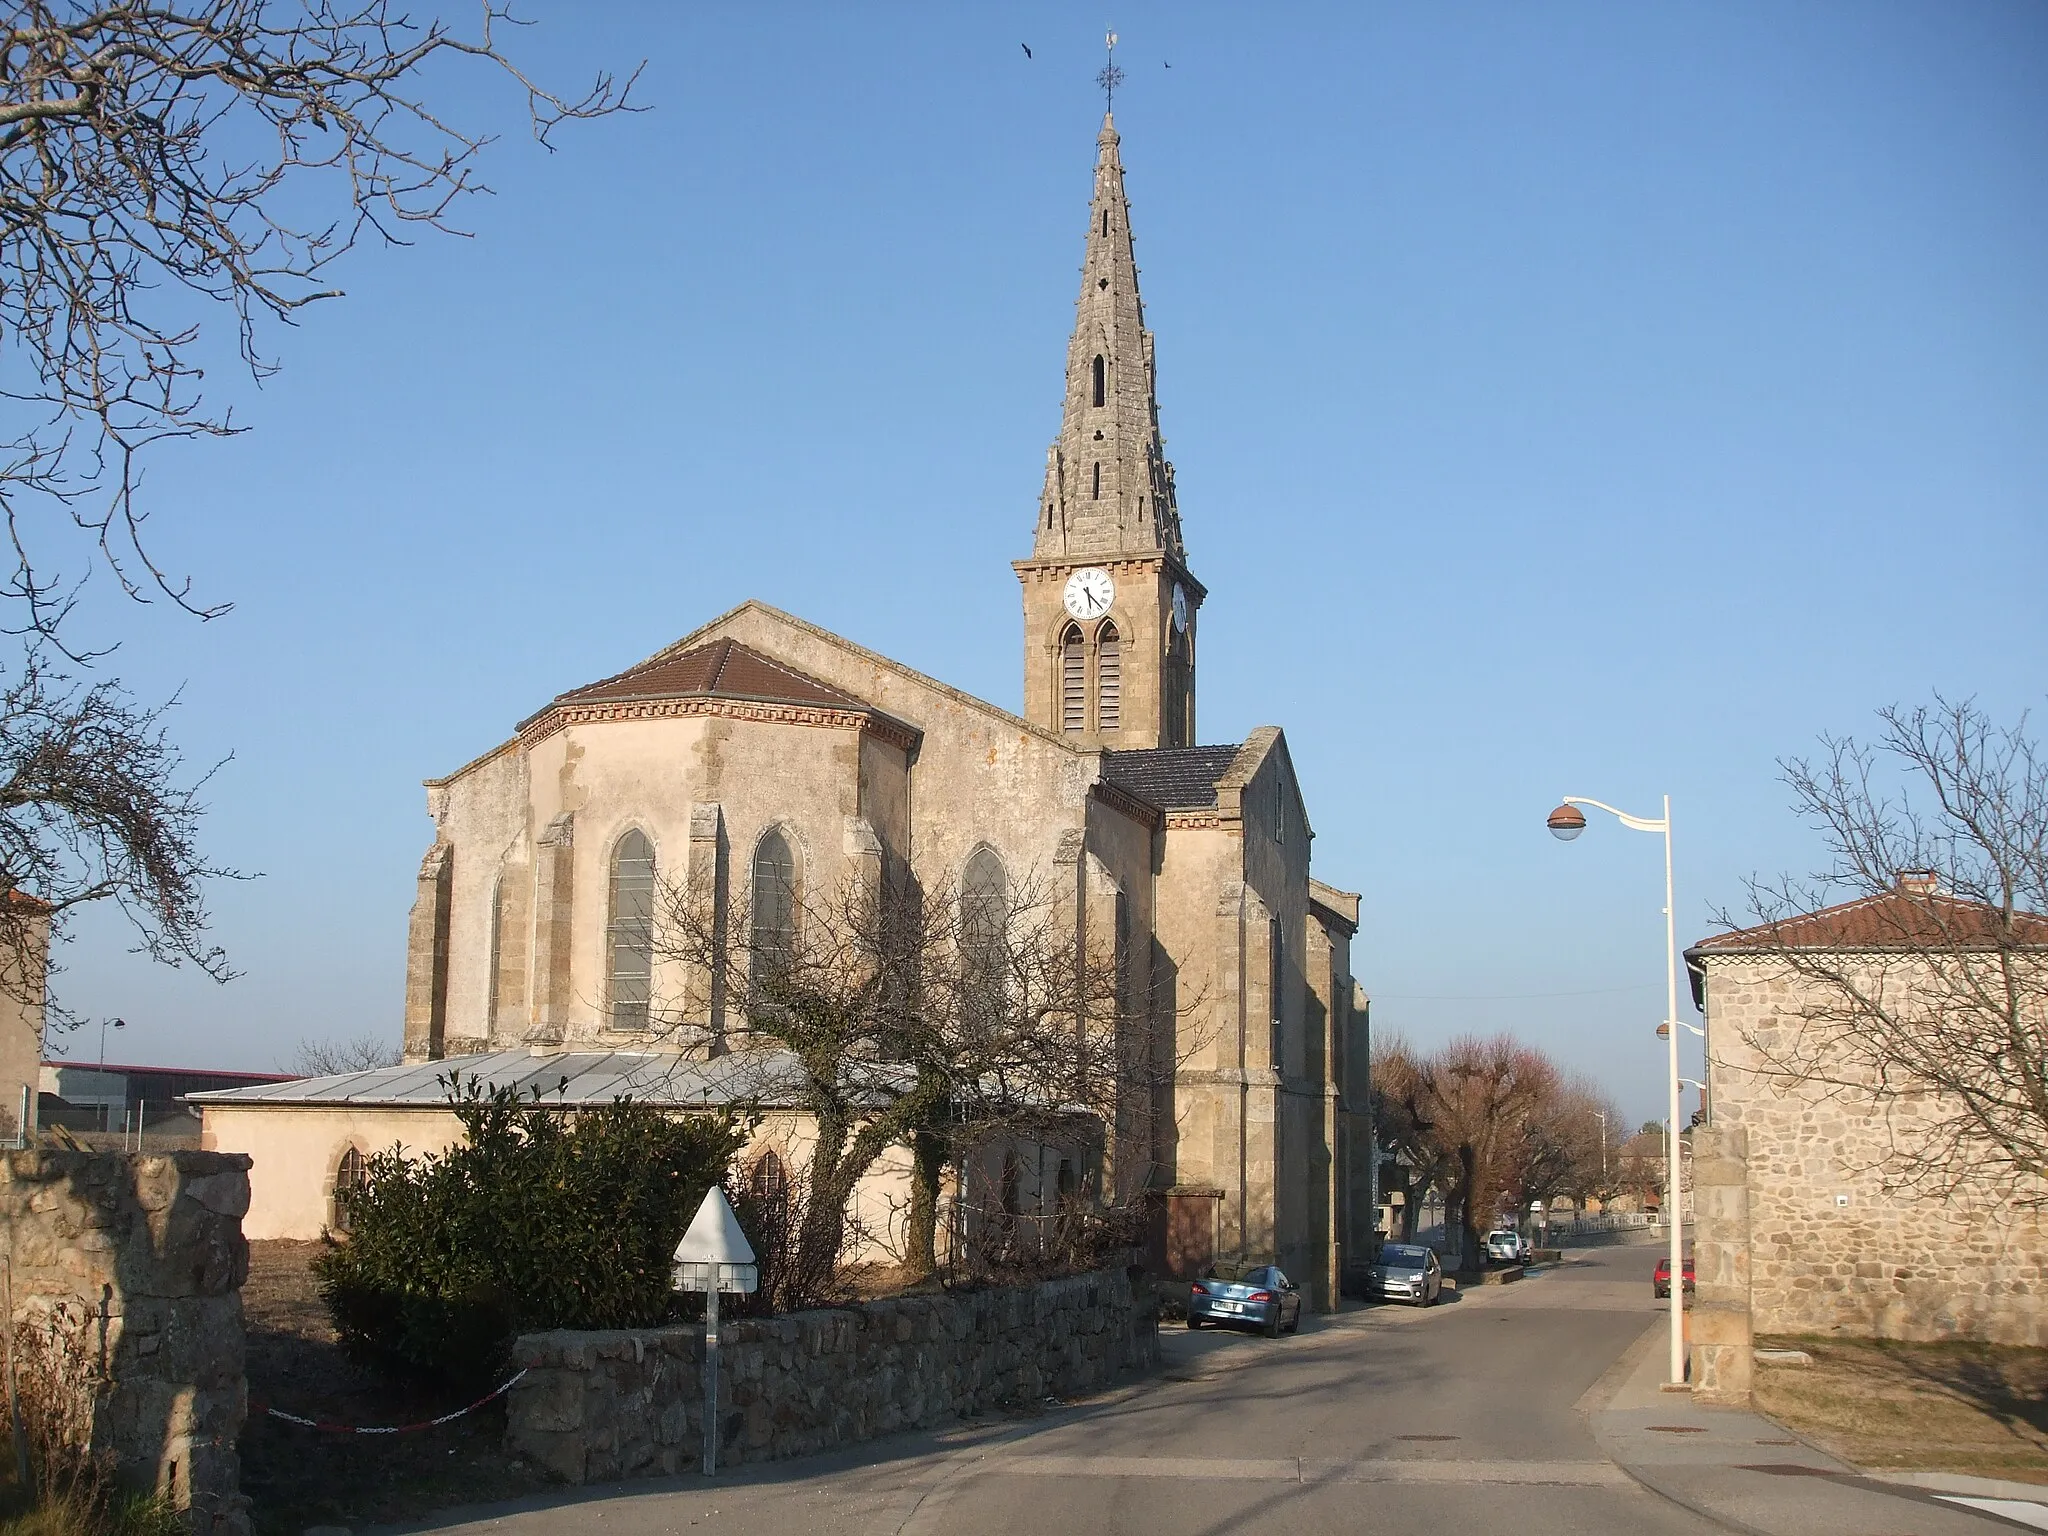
[1097,29,1124,114]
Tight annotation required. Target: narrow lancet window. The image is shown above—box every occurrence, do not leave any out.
[1092,354,1106,408]
[1091,461,1101,499]
[1097,622,1121,731]
[1101,208,1110,236]
[607,829,655,1030]
[751,827,800,984]
[1060,625,1086,733]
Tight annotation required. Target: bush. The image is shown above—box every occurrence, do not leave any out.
[314,1077,745,1386]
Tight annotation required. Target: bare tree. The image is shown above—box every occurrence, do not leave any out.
[0,1,635,647]
[1718,696,2048,1202]
[1374,1033,1562,1267]
[1511,1072,1625,1216]
[289,1031,399,1076]
[0,653,235,1020]
[0,5,632,1008]
[650,864,1178,1302]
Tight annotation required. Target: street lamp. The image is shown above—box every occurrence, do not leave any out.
[1593,1110,1608,1179]
[1547,794,1687,1389]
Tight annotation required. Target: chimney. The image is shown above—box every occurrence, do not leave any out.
[1896,870,1938,895]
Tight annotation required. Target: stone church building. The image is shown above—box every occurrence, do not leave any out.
[203,116,1372,1305]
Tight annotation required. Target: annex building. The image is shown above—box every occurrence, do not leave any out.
[201,115,1373,1307]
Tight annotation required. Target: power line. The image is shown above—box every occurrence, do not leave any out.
[1372,983,1663,1002]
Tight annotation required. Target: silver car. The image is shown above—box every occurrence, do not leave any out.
[1187,1262,1304,1337]
[1366,1243,1443,1306]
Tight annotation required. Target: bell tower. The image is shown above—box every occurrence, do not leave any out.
[1015,113,1203,750]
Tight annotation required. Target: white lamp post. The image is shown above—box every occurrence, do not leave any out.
[672,1185,759,1476]
[1547,795,1687,1389]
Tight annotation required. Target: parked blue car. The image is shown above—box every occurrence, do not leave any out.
[1187,1262,1304,1337]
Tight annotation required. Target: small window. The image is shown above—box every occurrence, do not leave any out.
[608,830,655,1030]
[332,1146,368,1234]
[1092,354,1106,408]
[1097,622,1121,732]
[1101,208,1110,236]
[1275,776,1285,843]
[1060,624,1086,733]
[1091,461,1101,499]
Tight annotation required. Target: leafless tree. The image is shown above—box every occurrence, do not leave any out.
[0,1,635,649]
[1512,1072,1625,1215]
[0,653,236,1021]
[650,864,1182,1302]
[289,1030,399,1076]
[1720,696,2048,1202]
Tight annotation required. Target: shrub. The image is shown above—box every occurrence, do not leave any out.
[314,1077,745,1386]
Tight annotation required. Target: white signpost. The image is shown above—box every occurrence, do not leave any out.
[671,1185,758,1477]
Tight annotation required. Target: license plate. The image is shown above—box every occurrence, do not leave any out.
[1218,1301,1242,1313]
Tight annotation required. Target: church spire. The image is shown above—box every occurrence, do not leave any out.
[1032,113,1184,563]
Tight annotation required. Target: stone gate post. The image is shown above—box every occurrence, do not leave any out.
[1688,1123,1753,1405]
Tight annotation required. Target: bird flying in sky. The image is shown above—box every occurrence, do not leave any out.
[1021,42,1032,59]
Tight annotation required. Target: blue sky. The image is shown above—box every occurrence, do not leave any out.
[47,2,2048,1126]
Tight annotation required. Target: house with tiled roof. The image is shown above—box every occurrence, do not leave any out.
[202,113,1370,1307]
[1683,872,2048,1399]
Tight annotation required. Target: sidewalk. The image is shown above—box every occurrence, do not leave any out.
[1588,1319,2048,1533]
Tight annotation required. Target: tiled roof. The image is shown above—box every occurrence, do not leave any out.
[1099,745,1243,811]
[555,637,869,711]
[1694,890,2048,953]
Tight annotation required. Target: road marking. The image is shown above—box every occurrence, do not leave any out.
[1937,1496,2048,1531]
[983,1454,1630,1488]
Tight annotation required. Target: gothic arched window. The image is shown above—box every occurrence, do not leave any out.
[331,1145,368,1234]
[1060,625,1086,733]
[1092,354,1106,408]
[751,827,800,983]
[607,829,655,1030]
[1096,622,1121,733]
[960,847,1008,1009]
[1165,628,1192,746]
[487,872,505,1027]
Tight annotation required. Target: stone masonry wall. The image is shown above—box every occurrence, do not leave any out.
[1707,960,2048,1346]
[1688,1123,1753,1405]
[1,1149,250,1534]
[508,1267,1158,1484]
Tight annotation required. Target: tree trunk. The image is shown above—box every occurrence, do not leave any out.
[1456,1143,1484,1272]
[904,1130,946,1279]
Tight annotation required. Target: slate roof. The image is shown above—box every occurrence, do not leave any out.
[1098,745,1244,811]
[187,1049,822,1110]
[554,637,867,712]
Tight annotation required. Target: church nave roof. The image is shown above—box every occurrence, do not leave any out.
[1099,743,1244,811]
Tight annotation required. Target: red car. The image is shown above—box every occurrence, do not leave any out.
[1653,1257,1696,1299]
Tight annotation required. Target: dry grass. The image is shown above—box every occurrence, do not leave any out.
[1753,1334,2048,1482]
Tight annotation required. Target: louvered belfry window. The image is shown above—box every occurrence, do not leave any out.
[1060,625,1086,732]
[1097,622,1121,731]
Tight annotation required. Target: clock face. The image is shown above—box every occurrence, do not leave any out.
[1063,567,1115,621]
[1171,583,1189,633]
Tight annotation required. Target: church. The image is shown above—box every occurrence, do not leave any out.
[201,115,1373,1308]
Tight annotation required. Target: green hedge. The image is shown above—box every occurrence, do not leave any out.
[315,1076,745,1386]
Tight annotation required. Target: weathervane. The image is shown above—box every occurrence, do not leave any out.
[1097,29,1124,114]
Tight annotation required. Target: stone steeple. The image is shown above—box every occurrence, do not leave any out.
[1032,114,1183,561]
[1016,114,1203,750]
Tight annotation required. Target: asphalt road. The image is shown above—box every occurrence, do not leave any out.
[412,1246,1745,1536]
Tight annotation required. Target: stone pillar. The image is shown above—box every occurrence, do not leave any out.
[528,813,575,1047]
[488,863,531,1049]
[1,1150,253,1534]
[1689,1122,1753,1405]
[402,844,452,1061]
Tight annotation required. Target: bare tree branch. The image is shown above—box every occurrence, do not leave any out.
[1715,696,2048,1204]
[0,1,638,652]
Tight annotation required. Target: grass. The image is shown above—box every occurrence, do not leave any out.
[1753,1334,2048,1482]
[0,1481,185,1536]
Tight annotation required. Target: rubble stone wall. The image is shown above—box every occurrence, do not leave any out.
[1705,958,2048,1346]
[1,1149,250,1534]
[507,1267,1159,1484]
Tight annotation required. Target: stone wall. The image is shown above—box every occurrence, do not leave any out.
[1704,957,2048,1346]
[1,1149,250,1534]
[507,1267,1158,1484]
[1688,1124,1753,1405]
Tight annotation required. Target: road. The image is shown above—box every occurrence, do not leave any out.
[399,1247,2029,1535]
